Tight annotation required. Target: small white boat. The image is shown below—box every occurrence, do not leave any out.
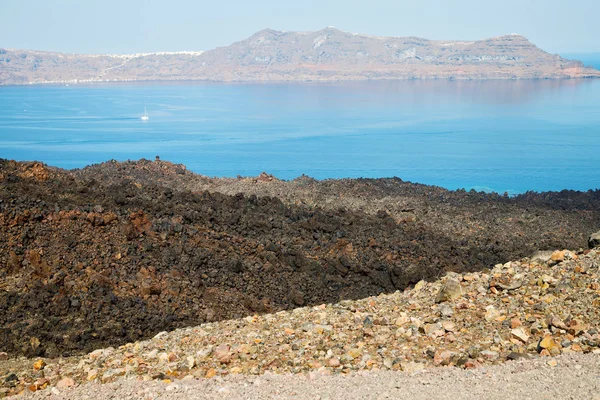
[141,108,149,121]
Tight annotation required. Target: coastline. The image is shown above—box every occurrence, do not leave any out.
[1,74,599,87]
[4,28,600,86]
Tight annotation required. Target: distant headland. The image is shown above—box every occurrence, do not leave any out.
[1,27,599,85]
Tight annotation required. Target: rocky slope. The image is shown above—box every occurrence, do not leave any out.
[1,28,599,85]
[1,158,600,365]
[2,244,600,397]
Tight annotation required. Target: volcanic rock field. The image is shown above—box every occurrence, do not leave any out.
[1,158,599,362]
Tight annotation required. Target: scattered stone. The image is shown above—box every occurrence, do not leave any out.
[433,351,455,366]
[89,349,107,359]
[464,360,482,369]
[511,328,530,343]
[441,320,457,333]
[435,279,463,303]
[530,250,554,264]
[401,362,426,374]
[382,358,394,369]
[395,315,410,326]
[538,336,561,355]
[347,348,362,359]
[186,355,196,369]
[56,377,75,389]
[33,359,46,370]
[481,351,499,362]
[485,305,501,321]
[422,322,444,336]
[438,304,454,318]
[196,346,213,361]
[87,369,98,381]
[214,344,231,364]
[328,358,340,368]
[551,250,567,262]
[589,231,600,249]
[205,368,217,379]
[506,352,529,361]
[101,368,125,383]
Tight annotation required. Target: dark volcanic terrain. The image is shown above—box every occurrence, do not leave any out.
[1,158,600,359]
[1,27,599,85]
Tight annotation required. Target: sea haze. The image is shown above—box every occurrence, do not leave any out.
[1,79,599,195]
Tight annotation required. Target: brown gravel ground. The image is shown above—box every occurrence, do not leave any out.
[16,353,600,400]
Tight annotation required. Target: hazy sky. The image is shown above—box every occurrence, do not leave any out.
[1,0,598,54]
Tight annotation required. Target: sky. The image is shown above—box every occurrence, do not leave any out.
[1,0,599,54]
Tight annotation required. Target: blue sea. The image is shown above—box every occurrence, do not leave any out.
[563,53,600,70]
[1,78,600,195]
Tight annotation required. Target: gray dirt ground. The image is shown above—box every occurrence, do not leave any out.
[19,353,600,400]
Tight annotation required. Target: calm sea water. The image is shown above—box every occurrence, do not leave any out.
[1,79,599,194]
[563,53,600,70]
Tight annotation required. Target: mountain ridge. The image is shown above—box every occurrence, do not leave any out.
[1,27,599,85]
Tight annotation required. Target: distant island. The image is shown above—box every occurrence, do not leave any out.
[1,27,599,85]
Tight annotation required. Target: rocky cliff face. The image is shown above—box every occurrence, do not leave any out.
[1,28,599,85]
